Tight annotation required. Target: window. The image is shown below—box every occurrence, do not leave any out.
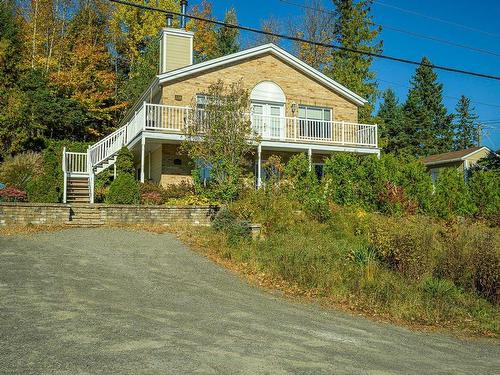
[298,106,332,139]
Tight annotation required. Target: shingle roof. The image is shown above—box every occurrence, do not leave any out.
[422,147,485,165]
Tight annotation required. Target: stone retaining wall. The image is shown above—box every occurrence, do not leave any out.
[96,205,217,226]
[0,203,217,227]
[0,203,71,226]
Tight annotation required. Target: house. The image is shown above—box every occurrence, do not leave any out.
[62,2,379,203]
[422,146,495,182]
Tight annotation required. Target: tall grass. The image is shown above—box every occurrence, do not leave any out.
[197,191,500,336]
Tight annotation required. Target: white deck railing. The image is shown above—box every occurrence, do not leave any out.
[65,151,89,174]
[140,103,378,147]
[68,102,378,174]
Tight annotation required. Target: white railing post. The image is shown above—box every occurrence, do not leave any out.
[375,124,378,148]
[294,117,298,141]
[87,147,94,204]
[341,121,345,145]
[143,101,147,131]
[62,147,67,204]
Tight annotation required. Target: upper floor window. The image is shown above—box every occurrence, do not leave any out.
[298,106,332,121]
[298,106,332,139]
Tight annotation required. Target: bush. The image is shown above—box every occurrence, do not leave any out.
[115,147,135,175]
[369,216,441,280]
[468,170,500,220]
[163,181,195,199]
[432,168,475,219]
[26,174,59,203]
[212,208,251,245]
[105,173,140,204]
[140,182,165,205]
[0,186,28,202]
[0,152,43,190]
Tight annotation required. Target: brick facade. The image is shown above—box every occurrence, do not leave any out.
[162,53,359,122]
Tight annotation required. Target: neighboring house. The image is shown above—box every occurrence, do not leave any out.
[62,4,379,203]
[423,146,495,182]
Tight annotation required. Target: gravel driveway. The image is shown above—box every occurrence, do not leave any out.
[0,228,498,374]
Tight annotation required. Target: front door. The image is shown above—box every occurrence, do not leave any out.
[252,102,285,139]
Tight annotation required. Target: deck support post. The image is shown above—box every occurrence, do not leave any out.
[257,143,262,189]
[140,135,145,183]
[308,147,312,171]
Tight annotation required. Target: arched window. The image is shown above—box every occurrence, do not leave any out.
[250,81,286,103]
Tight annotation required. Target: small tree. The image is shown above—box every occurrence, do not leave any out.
[181,80,258,202]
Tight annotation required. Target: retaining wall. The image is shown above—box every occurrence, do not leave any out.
[0,203,217,227]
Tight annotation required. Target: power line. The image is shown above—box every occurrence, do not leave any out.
[279,0,500,58]
[108,0,500,81]
[373,0,500,40]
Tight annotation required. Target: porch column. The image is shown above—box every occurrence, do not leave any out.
[257,144,262,188]
[140,135,145,183]
[308,147,312,171]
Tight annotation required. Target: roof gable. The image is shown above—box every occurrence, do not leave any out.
[157,44,367,106]
[423,146,492,165]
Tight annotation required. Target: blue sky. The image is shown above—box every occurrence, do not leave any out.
[191,0,500,150]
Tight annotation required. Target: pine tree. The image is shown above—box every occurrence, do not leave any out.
[325,0,382,122]
[377,89,404,154]
[210,8,239,59]
[402,57,454,156]
[454,95,480,150]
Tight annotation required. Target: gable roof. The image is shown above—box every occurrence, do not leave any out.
[157,43,367,106]
[422,146,492,166]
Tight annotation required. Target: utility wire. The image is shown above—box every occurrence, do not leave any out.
[108,0,500,81]
[373,0,500,40]
[279,0,500,58]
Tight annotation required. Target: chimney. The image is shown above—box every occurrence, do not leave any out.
[158,1,193,75]
[180,0,188,29]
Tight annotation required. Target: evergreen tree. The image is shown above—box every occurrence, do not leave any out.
[454,95,480,150]
[377,89,404,153]
[210,8,239,59]
[402,57,454,156]
[325,0,382,122]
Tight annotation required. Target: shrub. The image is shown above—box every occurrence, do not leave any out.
[212,208,251,245]
[468,170,500,220]
[284,153,318,202]
[378,181,418,215]
[162,181,195,199]
[140,182,165,205]
[432,168,475,219]
[26,174,59,203]
[0,152,43,190]
[105,173,140,204]
[0,186,28,202]
[115,147,135,175]
[369,216,441,280]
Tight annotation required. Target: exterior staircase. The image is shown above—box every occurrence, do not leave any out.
[66,205,104,227]
[61,103,145,203]
[66,177,91,203]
